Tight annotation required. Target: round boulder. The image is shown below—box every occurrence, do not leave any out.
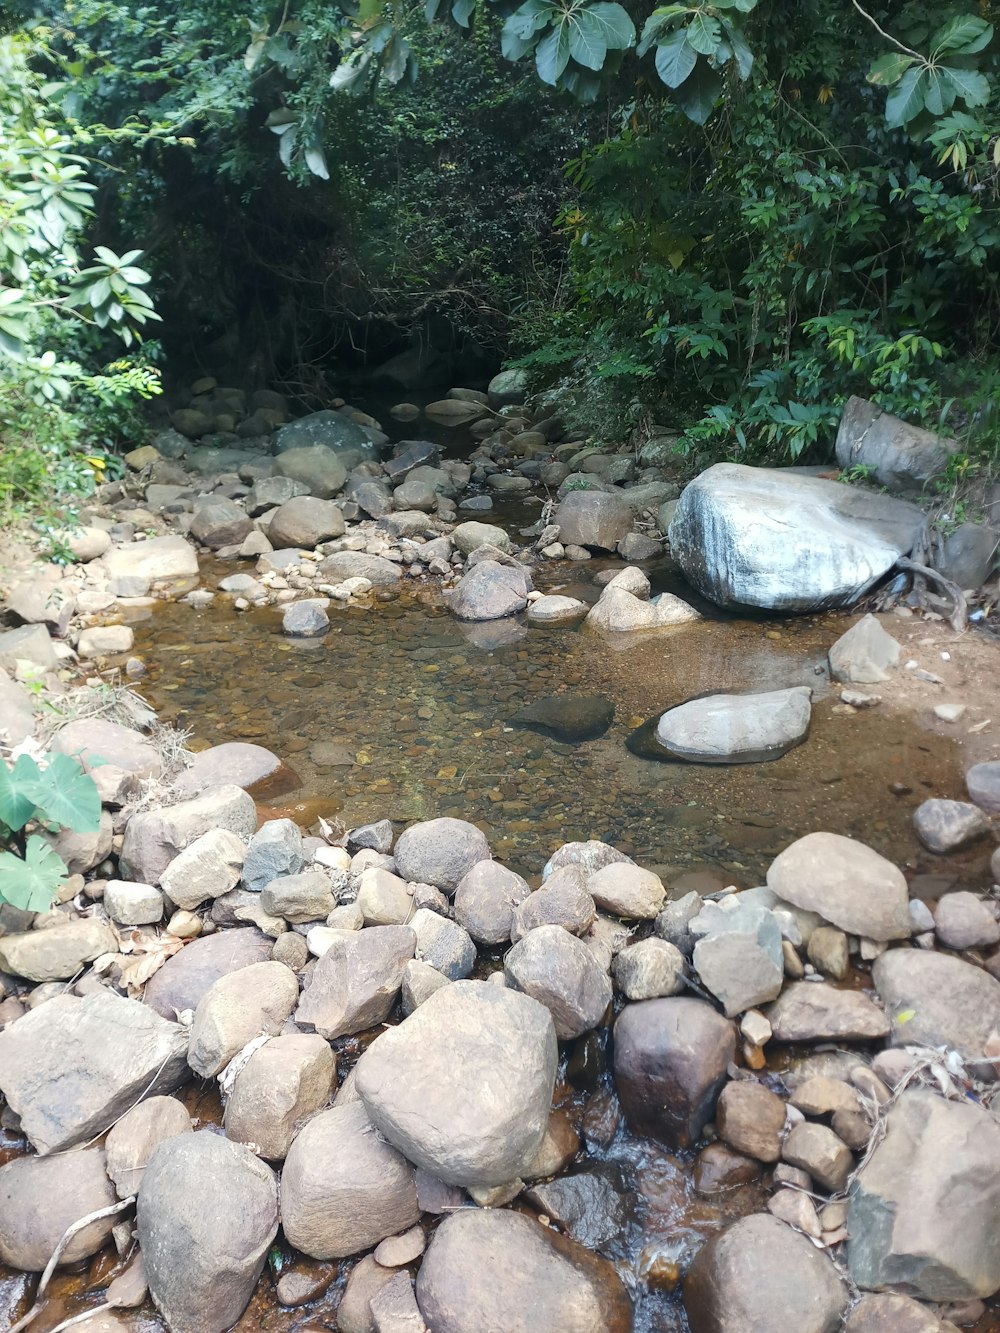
[393,817,491,893]
[0,1148,117,1270]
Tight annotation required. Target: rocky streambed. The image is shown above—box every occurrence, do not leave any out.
[1,380,999,1333]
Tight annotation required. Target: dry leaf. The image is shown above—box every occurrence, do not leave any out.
[115,929,185,997]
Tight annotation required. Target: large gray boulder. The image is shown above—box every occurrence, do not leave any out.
[668,463,923,612]
[267,495,346,548]
[415,1208,632,1333]
[0,992,188,1154]
[449,559,531,621]
[355,980,558,1188]
[280,1101,420,1259]
[120,784,257,884]
[294,925,415,1038]
[767,832,912,941]
[553,491,633,551]
[190,496,252,550]
[137,1131,278,1333]
[274,445,348,498]
[835,396,954,491]
[848,1088,1000,1299]
[0,1148,118,1270]
[393,817,491,892]
[273,410,374,467]
[101,534,198,585]
[654,687,812,764]
[872,949,1000,1063]
[685,1213,847,1331]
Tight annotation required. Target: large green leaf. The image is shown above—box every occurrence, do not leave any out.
[504,0,557,40]
[583,3,635,50]
[885,65,928,127]
[922,68,957,116]
[720,19,753,79]
[25,753,101,834]
[867,52,916,87]
[535,22,571,85]
[931,15,993,56]
[941,66,992,109]
[0,836,67,911]
[0,755,43,833]
[451,0,476,27]
[672,61,723,123]
[686,12,721,56]
[654,28,698,88]
[568,11,608,71]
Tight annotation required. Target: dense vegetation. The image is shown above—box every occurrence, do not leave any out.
[1,0,999,527]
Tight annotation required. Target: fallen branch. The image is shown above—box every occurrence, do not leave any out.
[895,557,968,634]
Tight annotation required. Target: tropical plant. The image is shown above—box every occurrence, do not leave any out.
[0,752,102,910]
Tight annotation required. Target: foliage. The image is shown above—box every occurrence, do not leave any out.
[0,752,101,910]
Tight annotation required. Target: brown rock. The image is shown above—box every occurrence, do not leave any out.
[716,1080,786,1163]
[105,1095,192,1197]
[0,1148,117,1270]
[783,1122,853,1192]
[224,1032,335,1160]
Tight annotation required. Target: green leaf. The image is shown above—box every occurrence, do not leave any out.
[922,68,957,116]
[304,143,330,179]
[582,3,635,50]
[25,753,101,834]
[867,52,916,87]
[504,0,557,40]
[93,244,121,267]
[720,19,753,79]
[685,12,721,56]
[501,27,535,59]
[0,836,67,912]
[451,0,476,27]
[0,755,41,833]
[941,66,992,109]
[535,22,571,85]
[885,65,927,127]
[568,12,607,70]
[931,15,993,55]
[673,61,723,123]
[653,28,698,87]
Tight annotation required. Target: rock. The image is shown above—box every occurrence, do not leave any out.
[487,368,528,408]
[190,496,252,549]
[691,902,784,1017]
[553,492,633,551]
[370,1271,427,1332]
[505,925,612,1039]
[449,558,530,621]
[137,1131,278,1333]
[768,1188,822,1238]
[401,959,450,1014]
[105,1096,192,1197]
[415,1208,631,1332]
[160,828,246,910]
[357,868,415,925]
[274,444,348,498]
[274,1260,335,1308]
[101,535,198,585]
[654,686,812,764]
[50,716,162,804]
[872,949,1000,1062]
[767,832,912,941]
[937,521,999,589]
[0,667,37,744]
[338,1255,397,1332]
[295,925,415,1038]
[684,1213,847,1332]
[605,566,650,597]
[104,879,164,926]
[318,551,403,585]
[272,931,309,969]
[451,521,511,554]
[409,908,476,980]
[374,1226,426,1269]
[280,1101,419,1259]
[7,578,76,635]
[224,1032,335,1160]
[0,1148,118,1270]
[268,496,345,547]
[669,462,923,612]
[586,585,700,632]
[245,475,309,515]
[282,598,329,637]
[172,742,283,797]
[848,1088,1000,1299]
[0,918,117,983]
[612,937,684,1000]
[524,1170,626,1250]
[619,531,662,561]
[783,1122,853,1191]
[261,870,335,922]
[844,1294,948,1332]
[768,981,889,1042]
[835,396,954,490]
[716,1081,786,1162]
[274,410,373,462]
[66,526,112,561]
[355,979,557,1187]
[393,817,490,892]
[509,693,614,743]
[187,960,299,1078]
[933,892,1000,950]
[525,595,589,624]
[966,760,1000,813]
[453,860,530,945]
[0,991,188,1153]
[143,926,272,1019]
[545,839,633,878]
[424,398,486,426]
[243,818,304,892]
[807,925,850,980]
[0,622,58,673]
[829,614,901,683]
[510,868,596,942]
[614,997,735,1148]
[693,1142,761,1195]
[588,862,665,919]
[120,785,257,885]
[912,799,991,853]
[40,809,113,875]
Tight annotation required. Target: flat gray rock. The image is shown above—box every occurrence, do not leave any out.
[767,832,912,941]
[654,686,812,764]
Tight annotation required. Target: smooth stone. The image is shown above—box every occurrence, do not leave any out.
[767,981,890,1043]
[509,694,614,743]
[872,949,1000,1063]
[767,832,912,941]
[654,687,812,764]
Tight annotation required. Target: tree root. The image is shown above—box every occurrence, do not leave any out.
[895,557,968,634]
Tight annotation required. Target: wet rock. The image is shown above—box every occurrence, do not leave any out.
[526,594,589,623]
[693,1142,761,1195]
[588,862,665,919]
[261,870,335,922]
[767,981,889,1043]
[0,1148,118,1270]
[829,613,901,684]
[524,1109,581,1181]
[415,1208,632,1333]
[274,1260,336,1307]
[104,879,164,926]
[174,742,285,800]
[0,918,117,983]
[668,462,923,612]
[691,901,784,1017]
[191,496,253,549]
[505,924,612,1039]
[933,892,1000,950]
[912,799,991,853]
[873,949,1000,1063]
[160,828,246,910]
[0,990,188,1153]
[612,937,684,1000]
[449,558,530,621]
[355,979,557,1187]
[318,551,402,584]
[585,585,700,632]
[783,1122,853,1191]
[105,1095,192,1197]
[835,396,954,490]
[848,1088,1000,1299]
[243,818,304,892]
[50,717,161,804]
[716,1081,786,1162]
[409,908,476,980]
[453,860,530,945]
[393,817,491,893]
[295,925,415,1038]
[101,534,198,585]
[844,1293,948,1332]
[525,1169,627,1250]
[614,997,735,1148]
[137,1131,278,1333]
[510,867,596,942]
[224,1032,335,1160]
[654,686,812,764]
[121,784,257,885]
[553,491,633,551]
[143,926,272,1018]
[509,693,614,743]
[268,495,346,547]
[280,1100,419,1259]
[767,831,912,941]
[187,960,299,1077]
[282,599,330,637]
[685,1212,847,1332]
[966,760,1000,813]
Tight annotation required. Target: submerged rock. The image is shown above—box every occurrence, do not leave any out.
[509,694,614,743]
[652,686,812,764]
